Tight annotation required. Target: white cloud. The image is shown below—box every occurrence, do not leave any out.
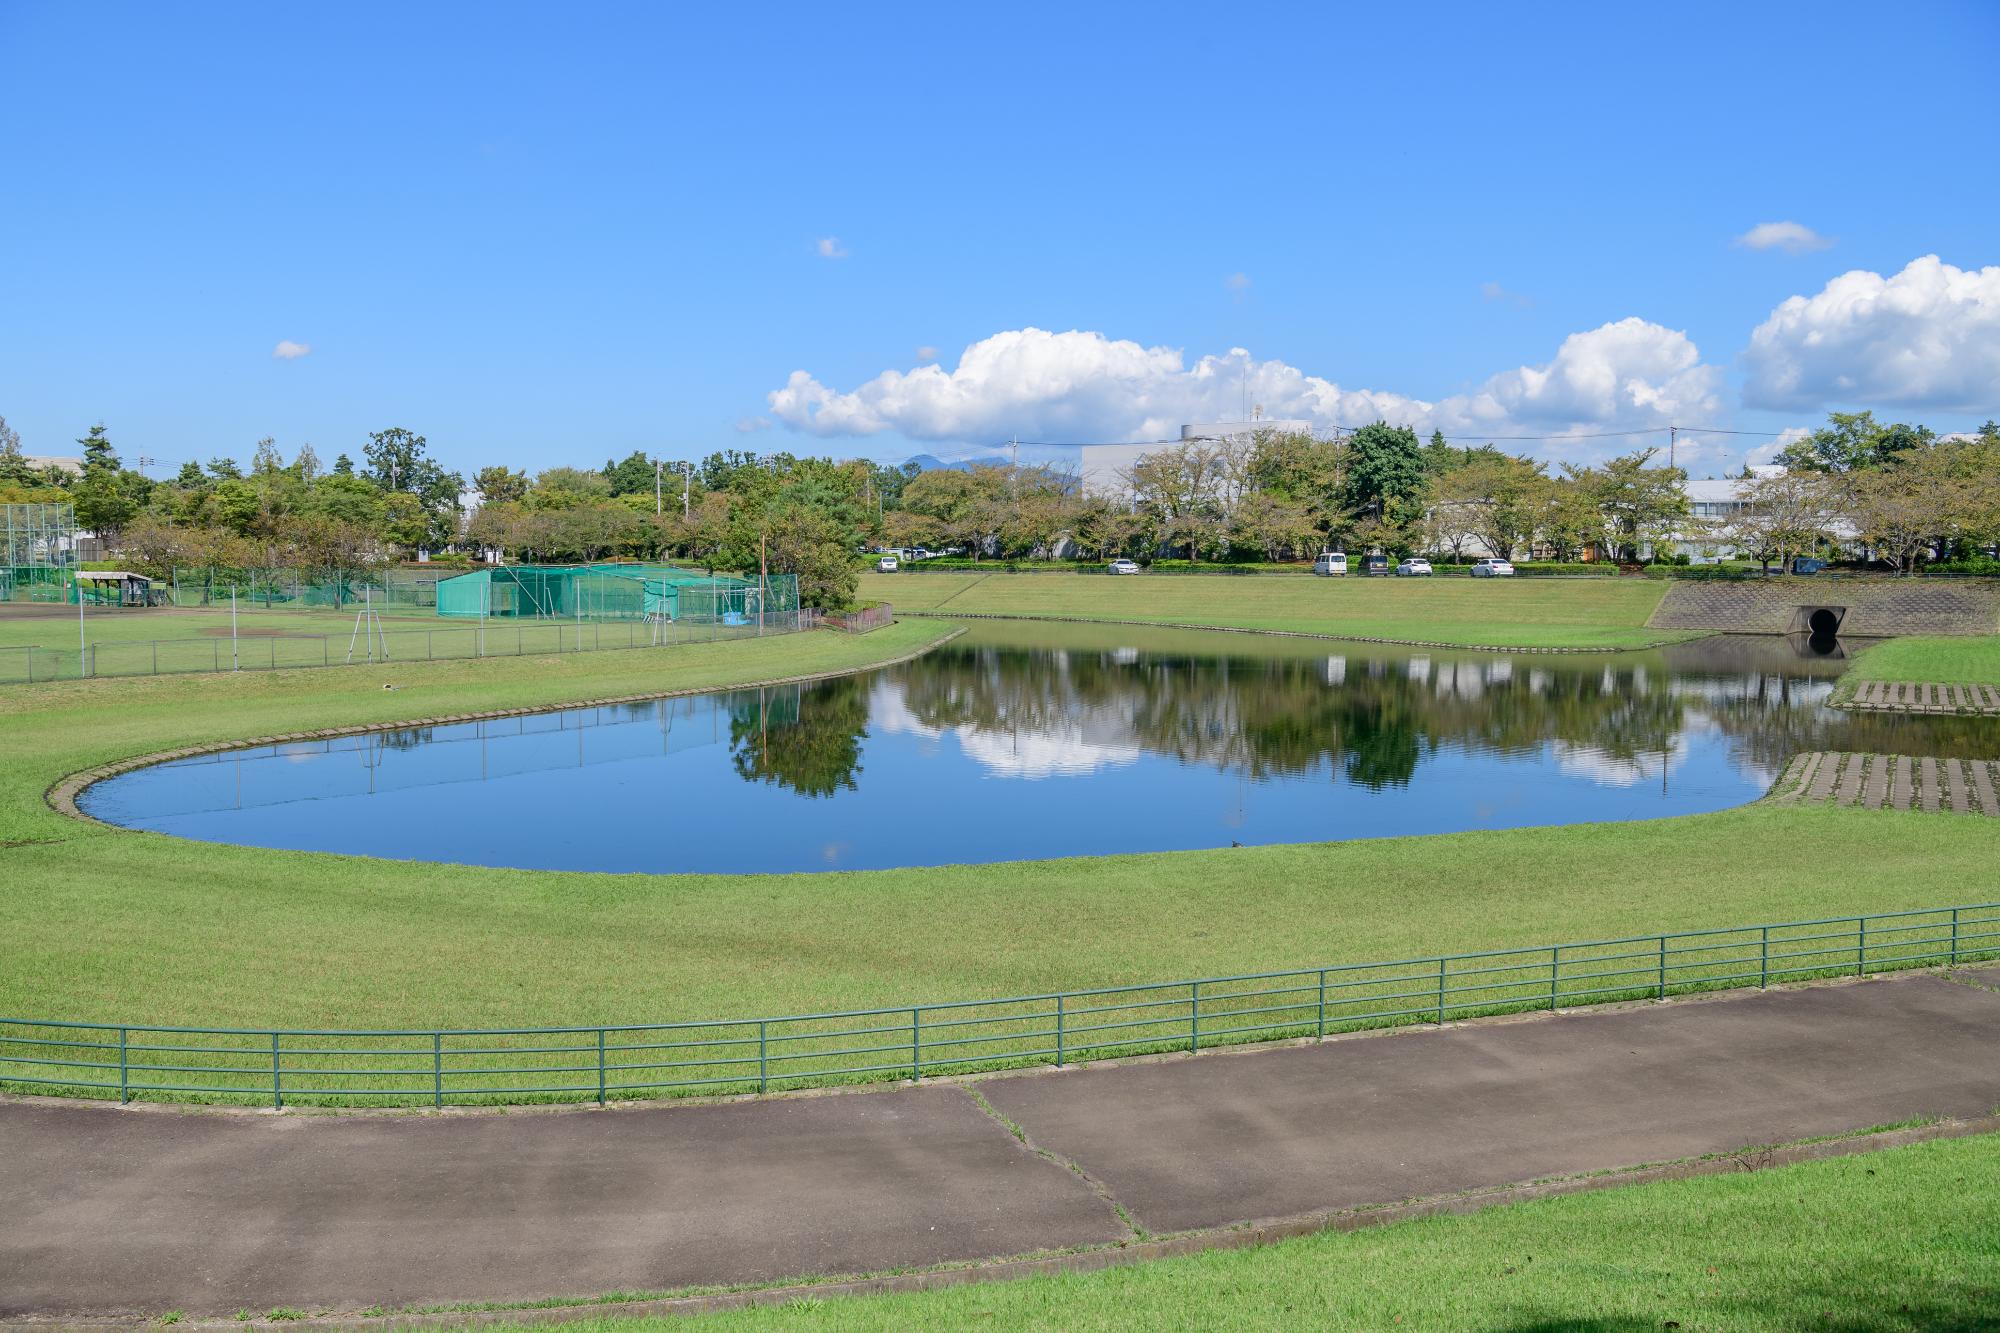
[1743,255,2000,411]
[272,340,312,360]
[1734,221,1833,254]
[915,345,939,362]
[733,416,773,434]
[766,321,1721,458]
[815,236,849,260]
[1480,280,1533,309]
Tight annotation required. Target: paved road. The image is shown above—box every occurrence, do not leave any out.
[5,968,1998,1319]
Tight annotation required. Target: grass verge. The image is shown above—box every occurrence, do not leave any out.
[499,1130,2000,1331]
[1847,635,2000,687]
[860,570,1691,649]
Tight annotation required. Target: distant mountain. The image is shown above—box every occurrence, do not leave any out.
[905,453,1015,473]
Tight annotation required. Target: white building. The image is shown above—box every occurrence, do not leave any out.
[1077,418,1312,498]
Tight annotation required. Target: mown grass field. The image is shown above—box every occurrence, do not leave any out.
[513,1132,2000,1332]
[3,618,1997,1034]
[862,570,1691,649]
[1849,635,2000,686]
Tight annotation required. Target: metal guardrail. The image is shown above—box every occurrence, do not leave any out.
[3,903,1993,1110]
[0,613,813,685]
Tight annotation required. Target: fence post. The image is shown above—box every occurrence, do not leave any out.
[118,1027,129,1104]
[910,1009,921,1080]
[758,1021,769,1093]
[1656,936,1667,1000]
[1190,982,1200,1052]
[1436,957,1447,1024]
[1950,907,1960,965]
[1550,947,1560,1010]
[1856,915,1867,976]
[271,1033,282,1109]
[1055,994,1066,1067]
[597,1028,607,1105]
[433,1033,443,1108]
[1760,926,1769,988]
[1317,969,1327,1037]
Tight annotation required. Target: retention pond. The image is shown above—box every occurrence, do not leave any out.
[81,623,2000,873]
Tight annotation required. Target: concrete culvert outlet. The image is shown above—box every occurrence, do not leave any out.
[1806,607,1844,637]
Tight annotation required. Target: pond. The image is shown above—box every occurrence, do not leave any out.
[80,623,2000,874]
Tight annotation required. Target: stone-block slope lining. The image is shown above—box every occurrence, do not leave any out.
[1648,578,2000,637]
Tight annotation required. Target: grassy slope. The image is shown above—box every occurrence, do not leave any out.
[1848,635,2000,686]
[523,1133,2000,1332]
[3,621,1997,1027]
[863,571,1690,649]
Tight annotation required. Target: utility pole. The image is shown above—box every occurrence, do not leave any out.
[1668,425,1678,470]
[654,459,663,514]
[683,462,691,519]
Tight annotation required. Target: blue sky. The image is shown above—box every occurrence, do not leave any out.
[2,1,1996,481]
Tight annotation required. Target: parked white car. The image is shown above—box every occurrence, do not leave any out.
[1470,557,1515,577]
[1395,558,1434,577]
[1312,551,1348,576]
[875,555,899,572]
[1107,558,1141,575]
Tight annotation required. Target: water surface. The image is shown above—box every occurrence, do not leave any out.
[82,624,2000,873]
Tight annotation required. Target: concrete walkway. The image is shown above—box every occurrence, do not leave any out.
[5,968,1999,1320]
[1846,680,2000,716]
[1778,750,2000,815]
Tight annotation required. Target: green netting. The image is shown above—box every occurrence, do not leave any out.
[168,568,445,610]
[435,564,795,625]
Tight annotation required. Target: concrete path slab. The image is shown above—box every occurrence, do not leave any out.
[979,976,2000,1234]
[0,1085,1124,1319]
[3,972,1998,1320]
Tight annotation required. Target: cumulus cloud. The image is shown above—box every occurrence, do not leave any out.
[815,236,849,260]
[1734,221,1834,254]
[766,321,1721,457]
[272,340,312,360]
[1743,255,2000,411]
[915,345,939,362]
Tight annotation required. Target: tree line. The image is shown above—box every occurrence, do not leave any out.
[3,409,1995,614]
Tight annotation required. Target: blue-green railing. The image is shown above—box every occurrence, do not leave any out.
[3,903,1995,1109]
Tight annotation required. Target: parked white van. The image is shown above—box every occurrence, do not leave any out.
[1313,551,1348,576]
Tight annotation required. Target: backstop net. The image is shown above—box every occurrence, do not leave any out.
[2,502,77,601]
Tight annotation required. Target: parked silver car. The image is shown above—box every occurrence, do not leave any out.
[1470,558,1515,577]
[1395,558,1434,577]
[1107,558,1141,575]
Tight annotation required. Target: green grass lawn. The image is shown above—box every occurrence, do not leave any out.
[862,571,1690,649]
[510,1132,2000,1332]
[3,615,1996,1036]
[1848,635,2000,686]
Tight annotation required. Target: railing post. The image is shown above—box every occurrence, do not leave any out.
[1550,947,1560,1010]
[271,1033,282,1109]
[1760,926,1769,988]
[911,1009,921,1080]
[433,1033,443,1108]
[1656,936,1667,1000]
[1316,969,1327,1037]
[118,1027,129,1104]
[1950,907,1961,965]
[1055,994,1066,1067]
[1436,957,1447,1024]
[1857,915,1867,976]
[758,1021,769,1093]
[1190,982,1200,1052]
[597,1028,607,1105]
